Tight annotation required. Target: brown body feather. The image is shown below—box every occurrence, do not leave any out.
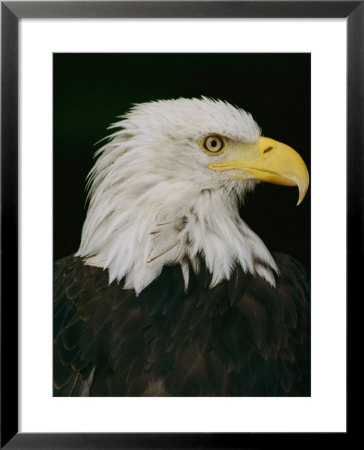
[53,254,310,396]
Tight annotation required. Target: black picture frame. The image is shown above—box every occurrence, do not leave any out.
[1,1,360,448]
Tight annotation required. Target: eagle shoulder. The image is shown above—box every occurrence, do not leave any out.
[53,253,310,396]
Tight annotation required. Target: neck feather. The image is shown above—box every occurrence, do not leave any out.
[77,183,278,295]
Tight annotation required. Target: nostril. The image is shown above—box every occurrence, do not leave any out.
[263,146,273,154]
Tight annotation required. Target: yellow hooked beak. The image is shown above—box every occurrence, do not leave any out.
[208,137,309,205]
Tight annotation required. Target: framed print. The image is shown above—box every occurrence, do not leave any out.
[1,1,360,448]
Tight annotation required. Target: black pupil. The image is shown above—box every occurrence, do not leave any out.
[210,140,217,148]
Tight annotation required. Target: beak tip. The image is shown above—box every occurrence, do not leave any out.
[296,185,309,206]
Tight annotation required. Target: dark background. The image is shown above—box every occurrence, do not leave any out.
[54,53,310,273]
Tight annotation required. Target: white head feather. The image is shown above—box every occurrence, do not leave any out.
[76,97,278,294]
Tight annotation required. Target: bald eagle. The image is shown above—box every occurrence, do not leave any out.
[54,97,310,397]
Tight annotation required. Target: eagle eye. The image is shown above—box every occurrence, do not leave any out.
[202,135,225,154]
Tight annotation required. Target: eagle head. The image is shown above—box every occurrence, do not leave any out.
[76,97,309,294]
